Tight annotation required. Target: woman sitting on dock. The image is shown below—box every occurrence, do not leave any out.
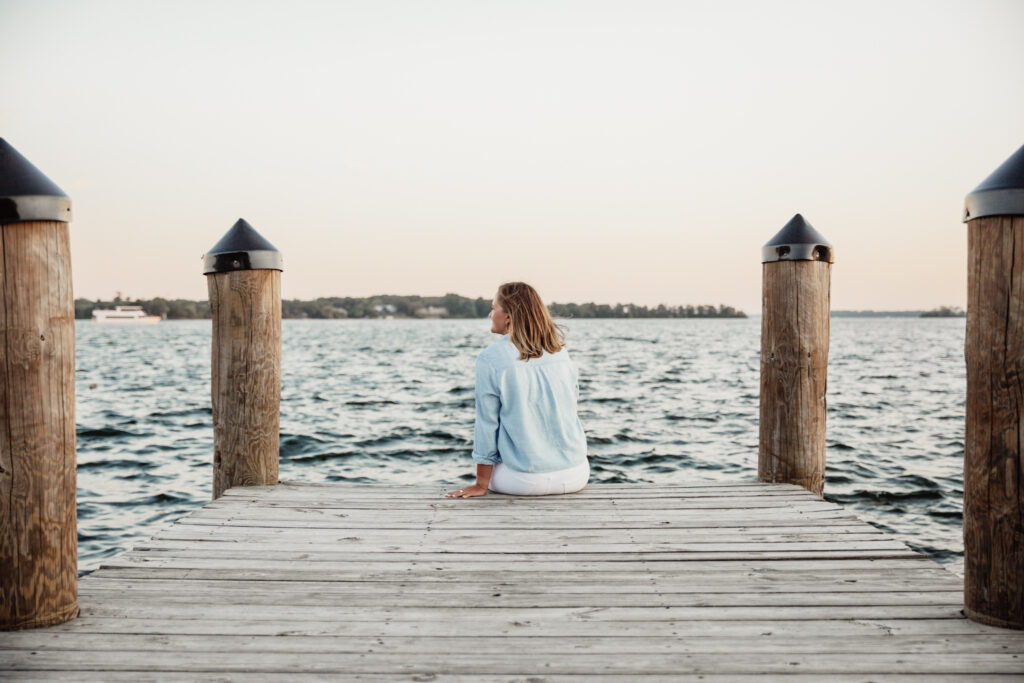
[446,282,589,498]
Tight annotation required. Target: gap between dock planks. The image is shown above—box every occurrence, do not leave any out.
[2,481,1023,680]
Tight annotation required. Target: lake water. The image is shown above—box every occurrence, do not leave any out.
[75,317,966,575]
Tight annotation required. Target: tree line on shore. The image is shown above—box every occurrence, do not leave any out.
[831,306,966,318]
[75,294,747,320]
[919,306,965,318]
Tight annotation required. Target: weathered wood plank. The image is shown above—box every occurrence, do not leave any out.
[89,567,959,588]
[73,589,964,609]
[76,603,970,621]
[197,505,857,518]
[146,540,913,557]
[230,481,793,492]
[159,526,891,543]
[3,616,1000,638]
[188,511,862,525]
[205,492,827,503]
[7,674,1023,683]
[204,498,844,510]
[223,481,798,492]
[177,516,878,533]
[77,576,961,596]
[185,508,865,526]
[3,633,1022,656]
[4,650,1024,675]
[128,541,925,561]
[215,489,816,500]
[102,553,939,573]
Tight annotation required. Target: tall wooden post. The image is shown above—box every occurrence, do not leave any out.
[0,139,78,630]
[203,219,283,499]
[963,143,1024,629]
[759,214,833,498]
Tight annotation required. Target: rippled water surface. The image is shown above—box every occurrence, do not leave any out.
[75,318,966,574]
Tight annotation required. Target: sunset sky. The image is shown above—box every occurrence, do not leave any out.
[2,0,1022,313]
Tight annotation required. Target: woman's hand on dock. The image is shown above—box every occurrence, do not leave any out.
[445,484,488,498]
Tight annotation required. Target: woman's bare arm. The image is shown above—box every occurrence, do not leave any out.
[445,464,493,498]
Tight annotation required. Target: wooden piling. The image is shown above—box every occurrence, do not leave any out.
[758,214,833,498]
[963,144,1024,629]
[203,219,283,500]
[0,139,78,630]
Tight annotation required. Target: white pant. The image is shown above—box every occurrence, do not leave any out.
[489,460,590,496]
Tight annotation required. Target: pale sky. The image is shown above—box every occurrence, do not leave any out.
[2,0,1022,312]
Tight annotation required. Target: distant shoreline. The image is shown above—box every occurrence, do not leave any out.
[75,297,967,321]
[75,295,748,321]
[833,308,965,318]
[74,309,968,321]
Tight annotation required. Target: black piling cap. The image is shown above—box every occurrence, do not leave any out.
[0,138,72,223]
[202,218,284,274]
[762,214,833,264]
[964,143,1024,222]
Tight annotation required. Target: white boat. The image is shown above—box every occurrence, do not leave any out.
[92,305,162,324]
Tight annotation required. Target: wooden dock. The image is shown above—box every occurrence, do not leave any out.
[2,481,1023,681]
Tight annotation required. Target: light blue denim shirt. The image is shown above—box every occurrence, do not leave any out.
[472,335,588,473]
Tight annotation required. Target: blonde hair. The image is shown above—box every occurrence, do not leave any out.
[497,282,565,360]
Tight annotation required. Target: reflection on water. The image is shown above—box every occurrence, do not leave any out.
[75,317,965,574]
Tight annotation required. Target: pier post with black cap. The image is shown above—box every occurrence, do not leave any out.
[962,143,1024,630]
[758,214,833,498]
[0,139,78,630]
[203,219,283,500]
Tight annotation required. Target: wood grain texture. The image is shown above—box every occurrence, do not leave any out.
[964,215,1024,629]
[759,260,831,497]
[2,482,1022,678]
[207,269,281,500]
[0,221,78,630]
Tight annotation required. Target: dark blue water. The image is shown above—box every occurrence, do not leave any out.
[75,318,966,574]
